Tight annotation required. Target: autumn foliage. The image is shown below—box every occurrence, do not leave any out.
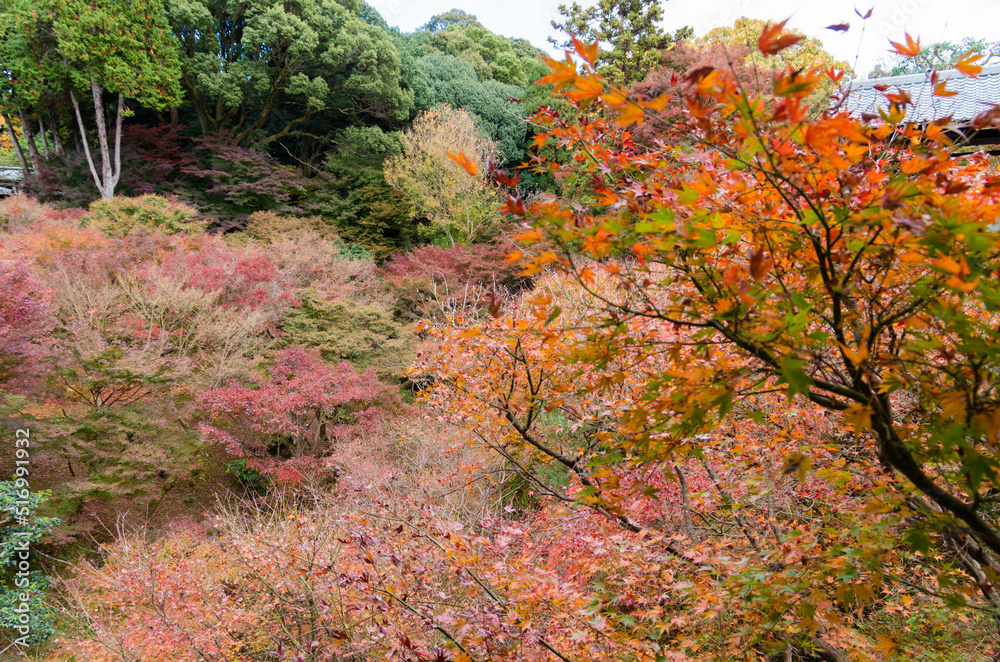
[8,16,1000,662]
[198,347,398,473]
[0,258,52,382]
[417,26,1000,661]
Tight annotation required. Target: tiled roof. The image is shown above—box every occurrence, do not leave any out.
[0,167,23,184]
[845,63,1000,124]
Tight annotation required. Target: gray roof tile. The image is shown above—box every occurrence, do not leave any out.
[845,63,1000,124]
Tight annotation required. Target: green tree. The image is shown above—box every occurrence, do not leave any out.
[421,8,483,32]
[410,20,548,87]
[167,0,411,146]
[311,125,424,258]
[550,0,692,86]
[0,0,183,200]
[397,14,548,167]
[413,54,529,164]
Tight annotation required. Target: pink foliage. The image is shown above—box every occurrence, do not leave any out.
[157,239,298,316]
[381,242,525,319]
[198,347,398,472]
[382,242,519,285]
[0,259,53,381]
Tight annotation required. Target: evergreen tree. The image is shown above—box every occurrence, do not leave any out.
[550,0,692,85]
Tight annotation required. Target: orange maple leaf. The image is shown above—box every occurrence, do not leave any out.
[955,50,985,78]
[571,36,600,67]
[638,92,671,111]
[888,33,921,58]
[615,104,645,127]
[536,57,578,91]
[933,81,957,97]
[757,20,804,56]
[447,151,478,176]
[565,74,604,103]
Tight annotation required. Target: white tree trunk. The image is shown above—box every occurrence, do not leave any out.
[69,88,104,197]
[112,93,123,194]
[70,80,124,200]
[90,79,113,200]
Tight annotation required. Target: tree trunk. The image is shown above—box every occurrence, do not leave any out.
[90,79,113,200]
[38,119,49,159]
[70,80,124,200]
[948,530,1000,635]
[1,112,29,173]
[49,113,64,156]
[17,109,41,174]
[112,92,123,195]
[812,637,852,662]
[69,88,104,198]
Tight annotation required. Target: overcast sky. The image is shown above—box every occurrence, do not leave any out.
[368,0,999,79]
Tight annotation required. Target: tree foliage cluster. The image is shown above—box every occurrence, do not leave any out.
[0,0,552,255]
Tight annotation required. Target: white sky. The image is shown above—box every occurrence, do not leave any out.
[368,0,1000,78]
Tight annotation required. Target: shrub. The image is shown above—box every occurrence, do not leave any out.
[381,241,525,321]
[156,239,296,319]
[244,211,369,259]
[114,267,274,388]
[0,259,53,382]
[82,195,207,237]
[21,152,101,208]
[116,124,197,196]
[180,133,311,226]
[279,288,413,379]
[226,459,269,494]
[244,211,332,243]
[0,195,85,233]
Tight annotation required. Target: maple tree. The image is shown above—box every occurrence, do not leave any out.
[416,20,1000,660]
[198,347,398,472]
